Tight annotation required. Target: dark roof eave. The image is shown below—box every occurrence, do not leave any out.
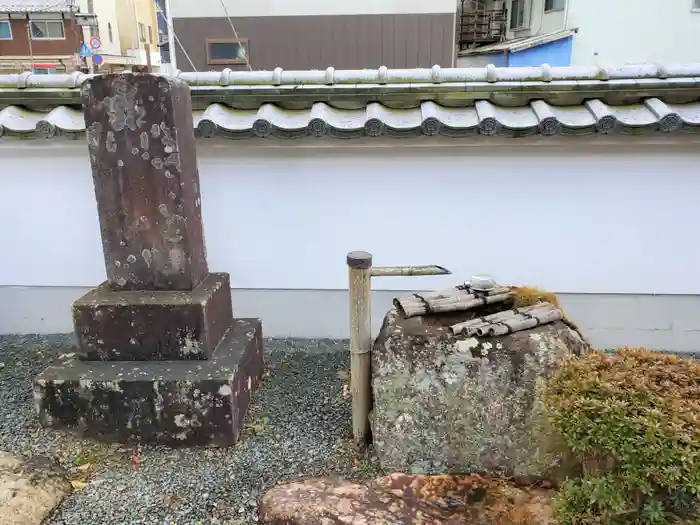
[2,80,699,111]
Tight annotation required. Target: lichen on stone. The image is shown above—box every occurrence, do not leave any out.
[370,295,589,479]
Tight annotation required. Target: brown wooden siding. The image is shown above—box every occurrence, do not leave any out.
[0,17,81,57]
[172,13,455,71]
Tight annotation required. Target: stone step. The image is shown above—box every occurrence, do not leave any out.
[33,318,263,447]
[73,272,233,361]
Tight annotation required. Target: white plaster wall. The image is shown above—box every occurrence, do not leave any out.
[1,139,699,349]
[169,0,457,18]
[0,140,698,295]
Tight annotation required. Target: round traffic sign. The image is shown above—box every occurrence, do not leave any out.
[89,36,101,50]
[92,54,103,66]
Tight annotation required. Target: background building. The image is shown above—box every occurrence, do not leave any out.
[0,1,82,73]
[0,0,160,74]
[457,0,700,67]
[169,0,458,71]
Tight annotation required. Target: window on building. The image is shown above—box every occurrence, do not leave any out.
[108,22,113,43]
[138,22,146,43]
[694,0,700,9]
[87,0,94,13]
[544,0,566,11]
[0,20,11,40]
[510,0,527,29]
[33,66,56,75]
[206,39,248,65]
[148,25,153,44]
[90,24,100,39]
[29,20,65,39]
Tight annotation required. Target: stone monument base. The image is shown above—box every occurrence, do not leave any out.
[33,318,264,447]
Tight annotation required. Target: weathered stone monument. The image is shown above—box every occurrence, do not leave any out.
[33,73,263,446]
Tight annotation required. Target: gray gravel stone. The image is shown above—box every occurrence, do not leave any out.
[0,335,382,525]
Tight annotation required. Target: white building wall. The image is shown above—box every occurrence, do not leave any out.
[0,139,699,349]
[503,0,700,65]
[567,0,700,65]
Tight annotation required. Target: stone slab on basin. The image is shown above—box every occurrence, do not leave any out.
[370,307,589,478]
[33,318,263,447]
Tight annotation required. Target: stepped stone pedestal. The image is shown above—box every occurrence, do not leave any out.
[33,73,264,446]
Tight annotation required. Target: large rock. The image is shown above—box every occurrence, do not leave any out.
[259,474,554,525]
[370,306,589,478]
[0,452,72,525]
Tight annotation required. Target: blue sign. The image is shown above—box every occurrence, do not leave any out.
[79,42,92,58]
[92,54,103,66]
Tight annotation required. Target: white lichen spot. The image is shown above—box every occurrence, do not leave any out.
[116,277,127,286]
[496,342,503,350]
[482,342,493,351]
[126,254,137,263]
[168,191,177,200]
[179,335,202,356]
[129,338,137,345]
[141,151,150,160]
[247,376,252,391]
[142,248,153,268]
[117,159,124,167]
[529,333,542,342]
[169,248,185,272]
[174,414,188,427]
[158,204,169,216]
[119,241,126,247]
[106,131,117,152]
[456,338,480,352]
[218,385,232,397]
[103,381,123,392]
[131,147,139,155]
[164,170,174,179]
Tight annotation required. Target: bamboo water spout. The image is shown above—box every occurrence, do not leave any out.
[346,251,451,450]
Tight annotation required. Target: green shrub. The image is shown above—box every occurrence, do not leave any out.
[543,348,700,525]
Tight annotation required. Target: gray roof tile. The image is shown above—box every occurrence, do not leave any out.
[1,98,699,140]
[0,1,74,12]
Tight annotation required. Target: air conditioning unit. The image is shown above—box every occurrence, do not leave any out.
[75,13,98,26]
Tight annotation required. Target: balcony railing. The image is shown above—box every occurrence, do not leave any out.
[458,7,508,49]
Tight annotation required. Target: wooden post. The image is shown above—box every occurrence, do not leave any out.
[144,43,152,73]
[347,250,373,449]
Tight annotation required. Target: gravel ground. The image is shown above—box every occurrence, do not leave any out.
[0,335,383,525]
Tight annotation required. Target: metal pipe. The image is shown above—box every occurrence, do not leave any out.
[370,265,452,277]
[347,252,452,449]
[347,251,372,449]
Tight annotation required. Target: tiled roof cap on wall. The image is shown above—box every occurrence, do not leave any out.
[1,98,699,141]
[0,0,74,12]
[2,63,700,88]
